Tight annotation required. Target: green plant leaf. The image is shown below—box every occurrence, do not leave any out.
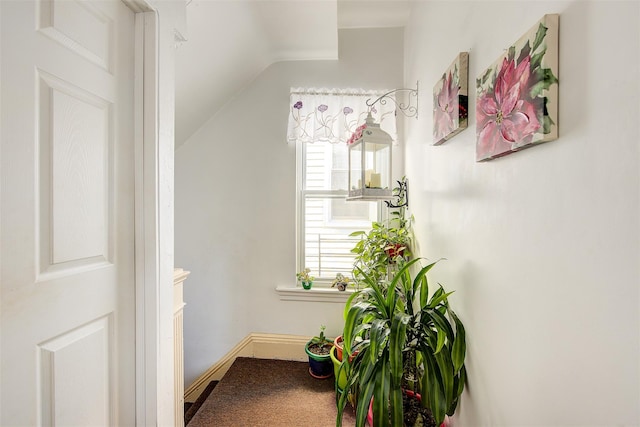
[355,267,389,318]
[423,308,455,344]
[429,287,444,305]
[389,386,403,427]
[343,290,361,320]
[349,230,366,237]
[428,288,455,309]
[356,368,377,427]
[449,309,466,374]
[415,260,438,305]
[389,313,410,388]
[435,346,455,406]
[373,357,391,427]
[361,353,379,387]
[457,365,467,398]
[447,365,467,416]
[343,301,374,356]
[507,45,515,62]
[369,318,390,364]
[420,346,447,424]
[389,258,421,290]
[435,327,446,354]
[336,386,349,426]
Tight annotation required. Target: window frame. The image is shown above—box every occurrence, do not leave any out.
[296,140,381,288]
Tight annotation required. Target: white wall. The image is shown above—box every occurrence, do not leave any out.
[175,28,404,387]
[404,1,639,426]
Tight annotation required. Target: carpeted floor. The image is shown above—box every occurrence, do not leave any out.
[187,357,357,427]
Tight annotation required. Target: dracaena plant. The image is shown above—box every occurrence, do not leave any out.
[336,258,466,427]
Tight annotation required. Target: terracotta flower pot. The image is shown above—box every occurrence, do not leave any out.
[334,336,344,362]
[334,335,360,363]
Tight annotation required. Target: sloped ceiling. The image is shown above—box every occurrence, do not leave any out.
[175,0,411,147]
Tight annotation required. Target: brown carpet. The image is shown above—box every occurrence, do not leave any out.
[185,380,218,425]
[188,357,357,427]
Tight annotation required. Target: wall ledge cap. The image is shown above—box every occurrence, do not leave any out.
[275,285,354,303]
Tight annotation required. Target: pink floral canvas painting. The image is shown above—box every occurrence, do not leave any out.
[476,14,559,161]
[433,52,469,145]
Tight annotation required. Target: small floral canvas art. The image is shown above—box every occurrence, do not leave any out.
[433,52,469,145]
[476,14,559,161]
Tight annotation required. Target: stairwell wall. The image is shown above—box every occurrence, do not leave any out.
[403,1,639,425]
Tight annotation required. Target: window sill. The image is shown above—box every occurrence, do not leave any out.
[275,285,355,303]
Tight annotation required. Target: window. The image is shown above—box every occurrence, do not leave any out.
[297,140,380,286]
[287,87,397,290]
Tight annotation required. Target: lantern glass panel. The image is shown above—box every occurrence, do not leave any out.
[363,141,390,190]
[349,141,363,191]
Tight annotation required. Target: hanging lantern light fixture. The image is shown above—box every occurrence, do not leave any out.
[347,112,393,201]
[346,82,418,202]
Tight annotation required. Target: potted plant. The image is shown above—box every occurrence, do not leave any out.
[331,273,351,292]
[304,325,334,379]
[336,258,467,427]
[296,267,314,290]
[333,334,363,363]
[350,177,413,286]
[333,335,345,361]
[330,345,348,395]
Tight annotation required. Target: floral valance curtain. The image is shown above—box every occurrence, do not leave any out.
[287,88,397,144]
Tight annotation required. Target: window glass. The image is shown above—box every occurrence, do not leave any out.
[299,140,378,283]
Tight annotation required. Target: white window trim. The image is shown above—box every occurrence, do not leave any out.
[275,141,376,301]
[275,285,355,303]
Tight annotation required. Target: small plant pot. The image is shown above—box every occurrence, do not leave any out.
[333,336,344,362]
[305,340,333,379]
[334,335,360,363]
[301,281,313,290]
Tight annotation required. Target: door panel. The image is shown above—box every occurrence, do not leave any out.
[1,1,136,425]
[38,315,112,426]
[38,0,114,72]
[39,70,112,275]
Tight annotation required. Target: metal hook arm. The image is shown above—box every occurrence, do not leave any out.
[365,82,419,119]
[384,179,409,209]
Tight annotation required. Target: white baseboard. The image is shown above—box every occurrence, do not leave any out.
[184,333,309,402]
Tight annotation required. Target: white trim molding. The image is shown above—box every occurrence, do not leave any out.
[173,268,190,427]
[131,2,186,425]
[133,9,160,426]
[275,285,355,303]
[183,333,309,403]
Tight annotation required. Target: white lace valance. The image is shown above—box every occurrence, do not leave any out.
[287,88,397,144]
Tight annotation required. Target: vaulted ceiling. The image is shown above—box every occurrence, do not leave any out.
[175,0,411,147]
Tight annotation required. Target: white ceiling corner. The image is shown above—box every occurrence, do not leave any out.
[175,0,409,148]
[337,0,412,29]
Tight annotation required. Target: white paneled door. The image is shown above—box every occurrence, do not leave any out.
[1,1,137,425]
